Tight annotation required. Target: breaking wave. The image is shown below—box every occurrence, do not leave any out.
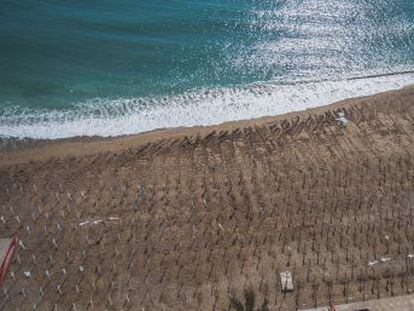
[1,72,413,139]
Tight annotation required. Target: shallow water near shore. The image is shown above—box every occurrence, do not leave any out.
[0,0,413,138]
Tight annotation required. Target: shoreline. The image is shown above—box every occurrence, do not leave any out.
[1,71,414,140]
[1,84,413,166]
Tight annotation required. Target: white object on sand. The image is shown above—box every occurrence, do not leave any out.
[336,112,349,128]
[368,260,379,266]
[280,271,294,292]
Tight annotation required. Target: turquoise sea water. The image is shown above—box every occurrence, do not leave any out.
[0,0,413,138]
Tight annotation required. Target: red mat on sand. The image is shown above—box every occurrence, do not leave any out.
[0,235,18,287]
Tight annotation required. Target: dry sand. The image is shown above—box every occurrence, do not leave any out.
[1,86,414,310]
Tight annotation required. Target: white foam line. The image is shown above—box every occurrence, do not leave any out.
[0,74,413,139]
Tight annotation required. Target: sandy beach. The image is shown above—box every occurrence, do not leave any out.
[1,86,414,310]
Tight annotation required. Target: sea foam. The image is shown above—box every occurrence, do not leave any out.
[0,73,413,139]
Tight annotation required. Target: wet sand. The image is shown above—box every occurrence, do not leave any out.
[1,86,414,310]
